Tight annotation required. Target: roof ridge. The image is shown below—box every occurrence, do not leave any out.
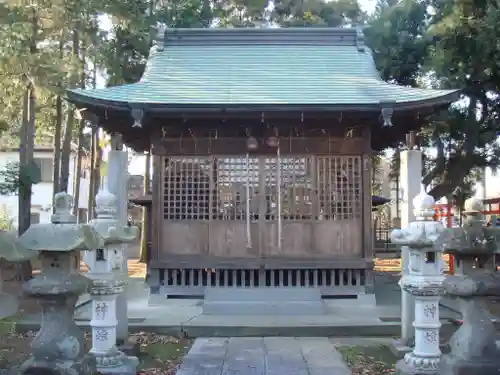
[161,27,359,47]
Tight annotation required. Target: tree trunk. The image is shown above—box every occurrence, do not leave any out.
[52,40,64,199]
[60,29,80,192]
[17,8,39,280]
[52,95,62,195]
[59,112,74,192]
[17,85,35,280]
[72,41,86,219]
[139,152,151,263]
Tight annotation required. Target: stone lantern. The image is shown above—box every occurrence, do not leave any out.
[391,189,445,375]
[438,196,500,375]
[86,188,139,375]
[17,192,104,375]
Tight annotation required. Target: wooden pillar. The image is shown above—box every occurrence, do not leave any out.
[151,154,164,263]
[361,126,374,294]
[362,153,374,293]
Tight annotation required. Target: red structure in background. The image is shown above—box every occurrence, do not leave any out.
[434,203,455,274]
[434,203,454,228]
[434,197,500,276]
[434,203,455,275]
[443,197,500,327]
[435,198,500,326]
[483,197,500,215]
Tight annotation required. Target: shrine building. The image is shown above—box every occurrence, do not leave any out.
[67,27,459,300]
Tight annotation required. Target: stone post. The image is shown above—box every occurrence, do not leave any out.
[391,190,445,375]
[17,192,104,375]
[106,134,130,344]
[0,267,18,320]
[87,188,140,375]
[0,230,38,320]
[439,197,500,375]
[392,149,422,355]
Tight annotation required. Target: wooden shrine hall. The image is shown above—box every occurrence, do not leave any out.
[67,27,459,300]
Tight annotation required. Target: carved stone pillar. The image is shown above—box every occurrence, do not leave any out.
[392,149,423,355]
[106,134,130,344]
[391,190,445,375]
[87,188,140,375]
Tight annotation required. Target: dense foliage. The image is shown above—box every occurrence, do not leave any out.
[367,0,500,199]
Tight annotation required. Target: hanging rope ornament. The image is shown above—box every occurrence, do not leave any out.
[245,152,252,249]
[276,143,282,250]
[266,134,278,148]
[267,128,281,250]
[246,136,258,151]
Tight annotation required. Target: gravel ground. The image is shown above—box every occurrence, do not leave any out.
[0,328,192,375]
[0,261,192,375]
[337,345,397,375]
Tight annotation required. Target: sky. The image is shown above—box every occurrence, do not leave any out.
[360,0,376,14]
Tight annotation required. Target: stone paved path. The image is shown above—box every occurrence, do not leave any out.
[176,337,352,375]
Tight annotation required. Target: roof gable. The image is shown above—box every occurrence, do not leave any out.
[67,27,459,112]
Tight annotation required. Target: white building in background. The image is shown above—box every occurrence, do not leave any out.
[0,137,91,226]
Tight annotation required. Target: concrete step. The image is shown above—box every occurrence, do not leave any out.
[17,316,460,339]
[202,287,327,316]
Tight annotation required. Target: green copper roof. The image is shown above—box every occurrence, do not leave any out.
[67,28,459,111]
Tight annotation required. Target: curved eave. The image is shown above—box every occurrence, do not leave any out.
[66,88,461,114]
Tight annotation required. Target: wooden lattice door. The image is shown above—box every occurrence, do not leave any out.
[207,156,261,263]
[161,154,363,266]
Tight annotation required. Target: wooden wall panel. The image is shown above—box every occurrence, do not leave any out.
[153,144,368,266]
[152,137,367,156]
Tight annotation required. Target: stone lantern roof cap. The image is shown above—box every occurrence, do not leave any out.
[88,188,139,244]
[413,187,435,219]
[464,196,484,214]
[18,192,105,252]
[51,191,76,223]
[0,230,38,262]
[95,188,118,217]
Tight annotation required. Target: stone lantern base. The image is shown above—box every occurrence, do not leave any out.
[0,292,18,320]
[21,355,96,375]
[439,355,500,375]
[95,351,139,375]
[395,354,439,375]
[19,253,97,375]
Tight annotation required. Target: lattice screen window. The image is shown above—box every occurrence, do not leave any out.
[163,155,362,221]
[264,157,313,220]
[316,156,362,220]
[163,157,213,220]
[214,157,259,220]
